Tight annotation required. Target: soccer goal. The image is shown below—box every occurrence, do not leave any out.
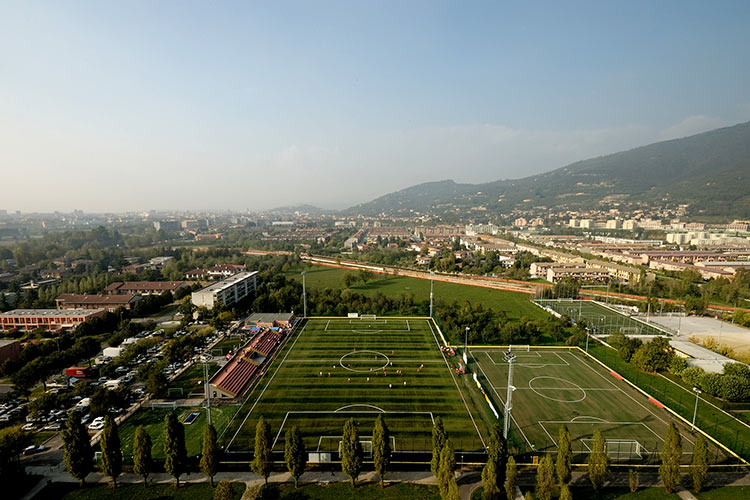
[509,345,531,352]
[167,388,184,398]
[150,401,177,410]
[359,314,377,321]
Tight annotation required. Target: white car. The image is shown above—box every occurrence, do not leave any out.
[21,423,37,431]
[88,421,105,431]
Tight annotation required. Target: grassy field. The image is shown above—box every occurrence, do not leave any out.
[34,482,245,500]
[119,404,238,462]
[288,265,547,321]
[257,483,440,500]
[165,362,219,399]
[588,344,750,463]
[535,299,668,335]
[220,318,490,455]
[470,347,726,465]
[211,337,244,356]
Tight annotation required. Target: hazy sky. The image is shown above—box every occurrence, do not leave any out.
[2,1,749,212]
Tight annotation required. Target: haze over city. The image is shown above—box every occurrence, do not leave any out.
[2,1,750,212]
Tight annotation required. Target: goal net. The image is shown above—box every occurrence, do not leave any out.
[582,439,643,460]
[359,314,377,321]
[150,401,177,410]
[509,345,531,352]
[167,388,184,397]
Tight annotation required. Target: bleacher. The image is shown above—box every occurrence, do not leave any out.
[209,328,284,398]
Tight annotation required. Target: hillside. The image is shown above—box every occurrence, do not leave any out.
[346,121,750,218]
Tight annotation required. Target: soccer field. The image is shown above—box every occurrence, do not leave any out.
[471,348,726,464]
[535,299,669,336]
[220,318,488,457]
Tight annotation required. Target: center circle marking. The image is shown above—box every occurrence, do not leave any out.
[340,350,390,372]
[528,376,586,403]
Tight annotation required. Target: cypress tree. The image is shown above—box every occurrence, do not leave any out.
[660,422,682,493]
[284,426,306,488]
[437,440,457,498]
[556,424,572,485]
[163,411,187,487]
[431,417,447,478]
[481,459,499,500]
[213,480,234,500]
[132,426,152,487]
[373,414,391,487]
[99,415,122,488]
[251,416,273,485]
[628,469,639,492]
[691,434,709,493]
[588,429,610,492]
[200,424,220,487]
[504,456,518,500]
[341,418,363,487]
[535,454,555,500]
[487,425,508,492]
[62,411,93,486]
[559,482,573,500]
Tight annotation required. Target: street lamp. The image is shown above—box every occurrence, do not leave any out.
[301,271,307,318]
[691,387,702,432]
[503,351,517,440]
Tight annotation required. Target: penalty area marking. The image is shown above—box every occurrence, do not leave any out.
[335,404,386,413]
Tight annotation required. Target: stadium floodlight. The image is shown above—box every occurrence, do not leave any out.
[204,357,212,424]
[302,271,307,318]
[429,271,434,318]
[691,387,702,432]
[503,351,517,440]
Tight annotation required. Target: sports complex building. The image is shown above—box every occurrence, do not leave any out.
[191,271,258,309]
[0,308,106,332]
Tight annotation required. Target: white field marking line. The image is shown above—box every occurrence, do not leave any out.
[334,404,386,412]
[482,350,569,368]
[225,321,308,451]
[471,351,533,449]
[317,435,397,452]
[351,330,385,334]
[428,320,486,448]
[568,351,694,447]
[493,386,619,391]
[571,416,608,422]
[325,320,330,331]
[538,421,558,446]
[406,320,410,331]
[274,410,435,449]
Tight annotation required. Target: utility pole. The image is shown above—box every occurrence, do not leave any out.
[691,387,701,431]
[503,351,517,440]
[203,356,212,425]
[429,271,434,318]
[301,271,307,318]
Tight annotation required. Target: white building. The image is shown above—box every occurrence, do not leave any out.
[191,271,259,309]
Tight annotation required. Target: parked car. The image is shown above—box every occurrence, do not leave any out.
[43,422,61,431]
[88,421,104,431]
[80,414,91,424]
[23,445,46,456]
[21,423,36,431]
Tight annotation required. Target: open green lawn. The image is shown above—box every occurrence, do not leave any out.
[288,265,546,321]
[588,344,750,463]
[697,485,750,499]
[220,318,490,454]
[257,482,440,500]
[211,337,245,356]
[165,362,219,399]
[34,482,244,500]
[473,486,681,500]
[470,347,727,465]
[119,404,238,462]
[535,299,667,335]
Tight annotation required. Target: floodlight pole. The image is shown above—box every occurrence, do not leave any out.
[302,271,307,318]
[429,272,434,318]
[465,327,470,353]
[691,387,701,431]
[503,352,517,440]
[204,357,212,425]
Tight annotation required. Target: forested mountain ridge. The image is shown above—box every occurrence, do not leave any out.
[346,121,750,218]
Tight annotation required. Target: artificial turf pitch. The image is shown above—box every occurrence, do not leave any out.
[221,318,488,455]
[471,348,725,464]
[535,299,668,336]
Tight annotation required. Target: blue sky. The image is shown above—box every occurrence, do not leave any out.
[1,1,749,212]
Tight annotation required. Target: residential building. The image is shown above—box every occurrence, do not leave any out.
[55,293,140,312]
[0,339,20,364]
[191,271,259,309]
[546,266,610,283]
[104,281,186,295]
[0,309,106,332]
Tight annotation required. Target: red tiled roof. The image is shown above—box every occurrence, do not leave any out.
[56,293,137,305]
[105,281,185,292]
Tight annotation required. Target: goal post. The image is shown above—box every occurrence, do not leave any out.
[359,314,377,321]
[508,345,531,352]
[150,401,177,410]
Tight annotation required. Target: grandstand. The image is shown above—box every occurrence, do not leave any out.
[209,328,283,398]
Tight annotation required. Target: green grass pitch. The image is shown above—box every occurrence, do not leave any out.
[535,299,668,335]
[220,318,488,455]
[471,348,726,463]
